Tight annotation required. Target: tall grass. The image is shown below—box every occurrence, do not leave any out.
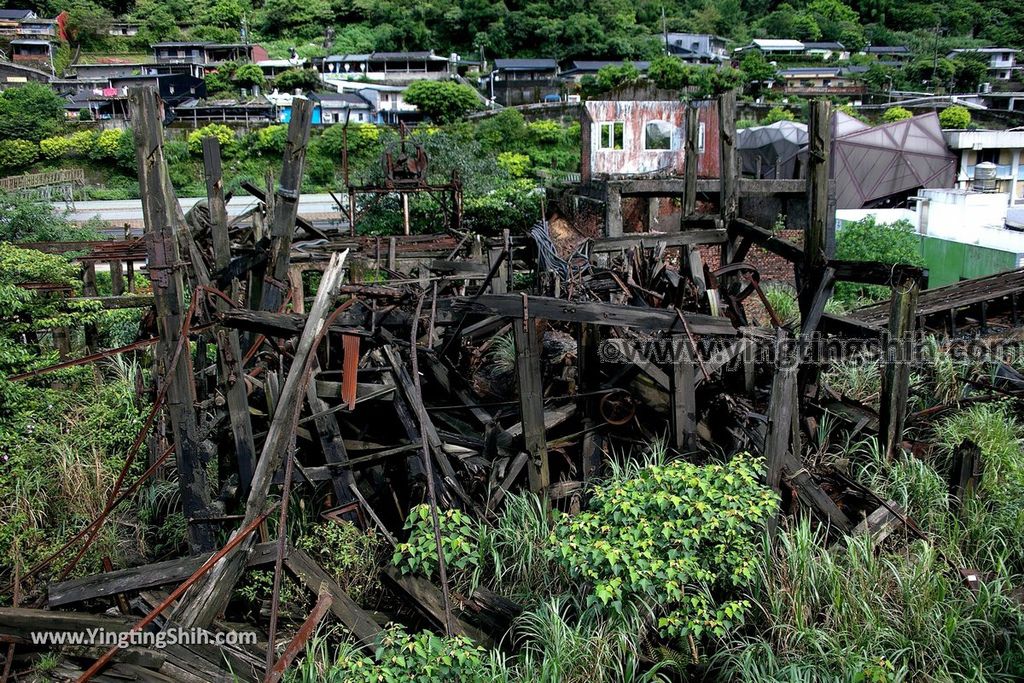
[712,520,1024,682]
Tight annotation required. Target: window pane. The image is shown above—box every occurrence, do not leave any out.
[644,121,673,150]
[613,122,624,150]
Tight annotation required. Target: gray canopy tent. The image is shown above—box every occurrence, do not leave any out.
[737,120,808,179]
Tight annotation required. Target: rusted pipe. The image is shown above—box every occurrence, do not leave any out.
[264,586,333,683]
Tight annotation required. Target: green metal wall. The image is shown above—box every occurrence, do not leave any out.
[920,236,1019,287]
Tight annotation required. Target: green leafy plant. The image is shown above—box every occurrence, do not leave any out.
[834,216,923,303]
[393,504,483,591]
[881,106,913,123]
[187,124,237,156]
[551,452,777,642]
[296,521,382,603]
[404,81,482,123]
[939,105,971,129]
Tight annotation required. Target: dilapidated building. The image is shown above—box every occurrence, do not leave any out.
[580,99,720,182]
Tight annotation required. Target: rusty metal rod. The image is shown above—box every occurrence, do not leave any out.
[264,586,333,683]
[76,504,277,683]
[6,337,159,382]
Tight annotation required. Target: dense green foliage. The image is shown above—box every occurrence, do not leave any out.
[0,83,66,144]
[939,104,972,128]
[834,215,925,303]
[881,105,913,122]
[394,504,484,590]
[552,453,777,641]
[403,81,482,123]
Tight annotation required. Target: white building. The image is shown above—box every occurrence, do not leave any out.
[946,48,1020,81]
[944,129,1024,205]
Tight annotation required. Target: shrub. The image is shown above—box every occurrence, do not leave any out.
[0,82,66,142]
[404,81,481,123]
[317,122,382,158]
[551,452,777,642]
[393,504,483,590]
[497,151,531,178]
[90,129,137,172]
[939,105,971,129]
[881,106,913,123]
[527,119,562,144]
[296,521,382,603]
[39,130,97,160]
[252,124,288,156]
[761,106,796,125]
[0,139,40,171]
[463,179,541,235]
[296,626,491,682]
[187,124,236,156]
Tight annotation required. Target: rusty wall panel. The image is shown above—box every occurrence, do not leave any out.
[582,100,721,181]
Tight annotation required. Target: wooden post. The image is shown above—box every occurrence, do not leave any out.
[203,136,258,499]
[129,87,214,552]
[670,334,696,451]
[718,91,738,265]
[765,332,797,494]
[879,277,919,460]
[514,318,549,492]
[82,262,99,353]
[401,193,411,236]
[260,96,313,313]
[109,260,125,296]
[577,323,603,481]
[801,99,832,320]
[683,103,698,218]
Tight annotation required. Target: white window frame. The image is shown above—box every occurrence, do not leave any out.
[643,120,676,151]
[598,121,625,150]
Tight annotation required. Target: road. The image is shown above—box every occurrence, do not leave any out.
[65,193,344,228]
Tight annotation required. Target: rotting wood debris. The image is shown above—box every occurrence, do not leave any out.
[4,89,1024,682]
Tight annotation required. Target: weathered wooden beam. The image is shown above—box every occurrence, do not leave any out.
[129,86,214,552]
[765,334,797,495]
[589,229,725,253]
[878,278,919,460]
[48,543,280,607]
[260,97,313,313]
[204,136,257,499]
[801,99,831,320]
[170,251,348,628]
[514,319,550,492]
[453,295,736,336]
[948,439,982,508]
[684,103,699,217]
[305,376,358,515]
[670,334,696,451]
[719,91,739,264]
[381,567,492,646]
[284,547,383,648]
[730,218,803,263]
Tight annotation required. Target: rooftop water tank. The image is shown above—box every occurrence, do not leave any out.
[974,161,998,192]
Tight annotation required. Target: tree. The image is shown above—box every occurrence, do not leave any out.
[835,216,923,302]
[595,62,641,93]
[232,63,266,90]
[951,52,990,92]
[647,56,689,90]
[0,83,65,142]
[0,191,99,242]
[63,0,113,49]
[739,51,777,97]
[274,68,323,93]
[881,106,913,123]
[258,0,333,38]
[939,105,971,129]
[403,81,481,123]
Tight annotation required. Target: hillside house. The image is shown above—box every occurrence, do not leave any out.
[560,60,650,83]
[803,42,849,61]
[736,39,805,56]
[321,51,458,84]
[487,58,560,105]
[663,33,728,63]
[946,48,1020,81]
[777,67,864,96]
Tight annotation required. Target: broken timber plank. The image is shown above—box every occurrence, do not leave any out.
[514,319,550,492]
[381,567,492,647]
[878,278,919,460]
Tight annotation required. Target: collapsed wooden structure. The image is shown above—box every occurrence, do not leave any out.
[4,90,1024,681]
